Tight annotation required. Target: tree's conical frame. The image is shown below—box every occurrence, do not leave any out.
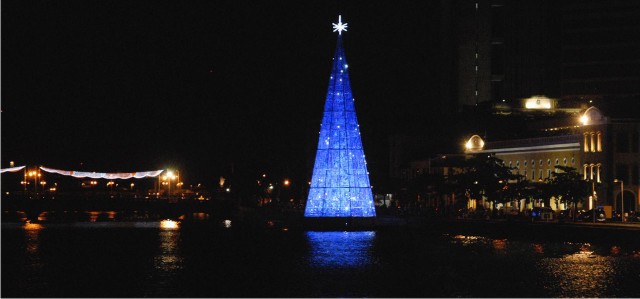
[304,35,376,218]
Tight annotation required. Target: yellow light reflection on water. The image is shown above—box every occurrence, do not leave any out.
[533,243,544,254]
[610,246,621,255]
[89,211,100,222]
[492,239,507,251]
[160,219,179,230]
[536,242,615,298]
[24,221,43,255]
[24,221,43,231]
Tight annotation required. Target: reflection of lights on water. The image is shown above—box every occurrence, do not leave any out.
[224,219,232,228]
[24,221,43,231]
[160,219,179,230]
[192,212,209,221]
[451,234,487,246]
[579,244,593,256]
[24,221,43,255]
[37,212,48,222]
[533,243,544,254]
[89,211,100,222]
[153,223,184,276]
[492,239,507,251]
[452,235,482,240]
[610,246,621,255]
[307,231,375,268]
[536,242,615,298]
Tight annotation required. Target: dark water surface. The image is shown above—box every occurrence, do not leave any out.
[3,221,640,297]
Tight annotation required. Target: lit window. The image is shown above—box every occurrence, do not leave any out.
[584,133,589,152]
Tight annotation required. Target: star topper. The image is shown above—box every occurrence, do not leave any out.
[332,15,348,35]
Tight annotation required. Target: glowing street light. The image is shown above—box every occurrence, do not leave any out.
[107,181,115,191]
[162,170,178,198]
[580,115,589,126]
[27,170,41,194]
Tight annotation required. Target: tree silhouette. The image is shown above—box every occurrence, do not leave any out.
[545,166,590,217]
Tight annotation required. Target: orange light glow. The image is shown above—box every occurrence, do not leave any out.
[160,219,179,230]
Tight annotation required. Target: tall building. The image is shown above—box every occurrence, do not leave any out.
[441,0,640,112]
[304,17,376,218]
[439,0,561,112]
[560,0,640,102]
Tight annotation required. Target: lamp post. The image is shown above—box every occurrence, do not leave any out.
[591,180,596,224]
[614,179,624,222]
[163,171,177,199]
[27,170,41,195]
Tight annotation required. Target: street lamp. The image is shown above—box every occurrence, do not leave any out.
[27,170,41,194]
[590,180,597,224]
[614,179,624,222]
[163,170,177,198]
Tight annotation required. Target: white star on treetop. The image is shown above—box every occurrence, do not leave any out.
[332,15,348,35]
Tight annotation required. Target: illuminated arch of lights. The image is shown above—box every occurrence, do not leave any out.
[0,165,26,173]
[39,166,164,179]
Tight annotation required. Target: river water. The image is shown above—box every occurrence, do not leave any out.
[3,220,640,297]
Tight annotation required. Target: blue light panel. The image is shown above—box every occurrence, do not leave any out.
[304,36,376,218]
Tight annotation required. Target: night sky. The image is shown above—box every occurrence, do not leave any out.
[2,1,442,187]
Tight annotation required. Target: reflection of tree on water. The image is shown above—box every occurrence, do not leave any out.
[306,231,376,268]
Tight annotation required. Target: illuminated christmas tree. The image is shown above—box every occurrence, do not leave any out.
[304,16,376,218]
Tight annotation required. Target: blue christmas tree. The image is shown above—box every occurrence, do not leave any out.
[304,16,376,218]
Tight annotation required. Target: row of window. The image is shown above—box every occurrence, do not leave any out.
[508,157,575,169]
[517,169,553,181]
[583,163,602,183]
[584,131,602,153]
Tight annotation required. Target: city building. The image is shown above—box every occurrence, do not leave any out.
[463,103,639,215]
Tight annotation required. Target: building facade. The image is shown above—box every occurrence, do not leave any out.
[464,105,639,215]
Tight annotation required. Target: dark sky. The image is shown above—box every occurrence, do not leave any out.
[2,1,441,187]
